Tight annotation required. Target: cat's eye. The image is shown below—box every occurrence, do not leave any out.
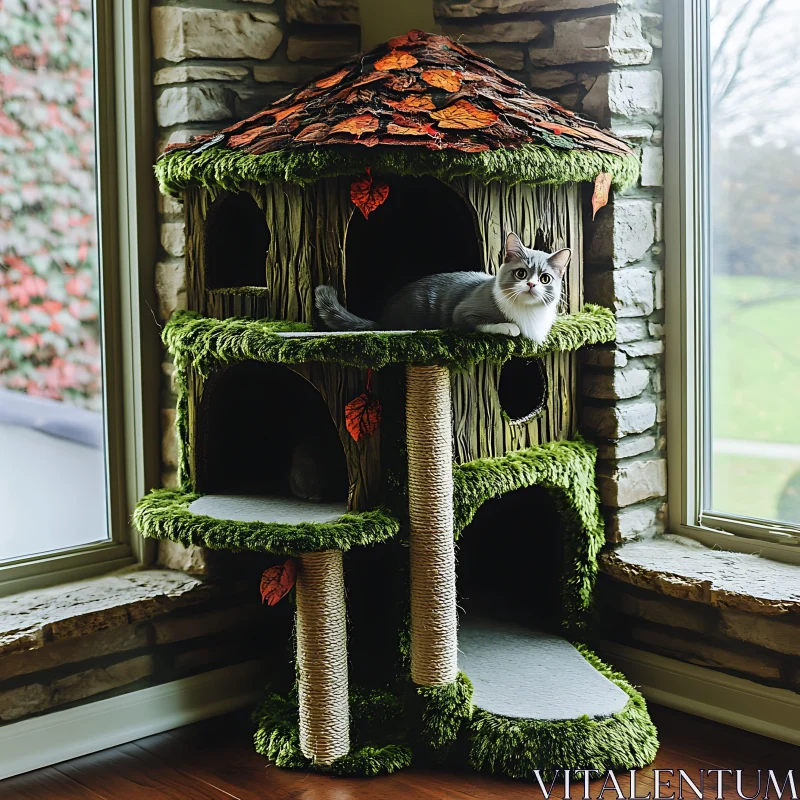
[540,274,552,285]
[514,268,527,280]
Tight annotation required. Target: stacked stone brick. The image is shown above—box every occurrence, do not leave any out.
[152,0,361,494]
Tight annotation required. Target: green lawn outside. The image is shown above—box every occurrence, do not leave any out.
[710,275,800,523]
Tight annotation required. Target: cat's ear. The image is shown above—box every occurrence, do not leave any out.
[548,248,571,276]
[504,232,526,263]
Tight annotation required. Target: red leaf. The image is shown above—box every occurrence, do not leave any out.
[429,99,498,130]
[345,392,382,441]
[316,68,350,89]
[421,69,462,93]
[260,559,298,606]
[592,172,612,220]
[374,50,418,71]
[350,169,389,219]
[387,94,436,113]
[330,113,380,137]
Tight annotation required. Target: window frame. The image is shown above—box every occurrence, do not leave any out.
[0,0,160,596]
[664,0,800,565]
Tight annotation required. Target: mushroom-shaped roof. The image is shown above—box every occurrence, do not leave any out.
[157,30,638,195]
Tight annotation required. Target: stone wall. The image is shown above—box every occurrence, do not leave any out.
[433,1,666,550]
[0,568,288,724]
[152,0,360,491]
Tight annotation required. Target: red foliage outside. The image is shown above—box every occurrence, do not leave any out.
[0,0,101,408]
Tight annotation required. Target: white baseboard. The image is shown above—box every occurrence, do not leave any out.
[0,659,266,781]
[601,642,800,746]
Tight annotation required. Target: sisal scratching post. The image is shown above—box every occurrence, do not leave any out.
[406,365,458,686]
[295,549,350,765]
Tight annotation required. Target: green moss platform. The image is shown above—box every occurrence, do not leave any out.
[163,304,615,373]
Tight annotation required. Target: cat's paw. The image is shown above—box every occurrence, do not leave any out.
[479,322,521,337]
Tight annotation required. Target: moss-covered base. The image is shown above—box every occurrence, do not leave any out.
[467,646,659,780]
[253,649,657,779]
[132,489,400,556]
[253,686,412,776]
[156,144,641,197]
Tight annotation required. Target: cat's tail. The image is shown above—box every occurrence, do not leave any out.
[314,285,376,331]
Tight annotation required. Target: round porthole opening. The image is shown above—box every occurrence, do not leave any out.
[498,358,548,425]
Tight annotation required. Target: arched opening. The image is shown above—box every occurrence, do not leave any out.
[344,176,482,321]
[457,486,564,633]
[195,362,349,505]
[498,358,548,425]
[204,192,270,289]
[456,486,632,725]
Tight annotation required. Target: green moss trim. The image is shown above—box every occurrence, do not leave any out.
[253,687,412,776]
[163,306,615,374]
[467,645,659,780]
[416,672,474,754]
[132,489,400,556]
[156,144,640,196]
[453,439,605,637]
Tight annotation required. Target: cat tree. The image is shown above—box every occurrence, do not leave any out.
[135,31,658,778]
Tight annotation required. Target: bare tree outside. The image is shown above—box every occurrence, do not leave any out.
[707,0,800,524]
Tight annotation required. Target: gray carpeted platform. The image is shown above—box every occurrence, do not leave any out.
[188,494,347,525]
[458,618,629,720]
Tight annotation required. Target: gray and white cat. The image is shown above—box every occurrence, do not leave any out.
[315,232,570,344]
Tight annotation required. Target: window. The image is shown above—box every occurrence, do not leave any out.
[665,0,800,561]
[0,0,157,594]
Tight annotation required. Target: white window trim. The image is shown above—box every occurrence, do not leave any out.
[0,0,160,596]
[664,0,800,565]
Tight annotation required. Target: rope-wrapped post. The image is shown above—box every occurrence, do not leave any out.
[295,550,350,765]
[406,365,458,686]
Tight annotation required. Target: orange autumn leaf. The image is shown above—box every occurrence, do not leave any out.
[592,172,612,220]
[330,114,379,137]
[387,30,423,49]
[316,68,349,89]
[387,115,433,136]
[345,392,382,440]
[260,559,297,606]
[386,94,436,112]
[387,32,411,49]
[351,71,392,88]
[535,119,588,139]
[430,99,498,130]
[271,103,304,123]
[421,69,462,92]
[350,169,389,219]
[374,50,419,71]
[294,122,331,143]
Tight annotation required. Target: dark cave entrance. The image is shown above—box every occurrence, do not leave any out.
[498,357,548,424]
[344,176,483,321]
[204,192,270,289]
[456,485,566,633]
[195,361,349,503]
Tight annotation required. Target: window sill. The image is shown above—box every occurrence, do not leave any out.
[600,535,800,616]
[0,568,217,658]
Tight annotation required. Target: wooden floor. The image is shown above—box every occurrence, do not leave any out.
[1,706,796,799]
